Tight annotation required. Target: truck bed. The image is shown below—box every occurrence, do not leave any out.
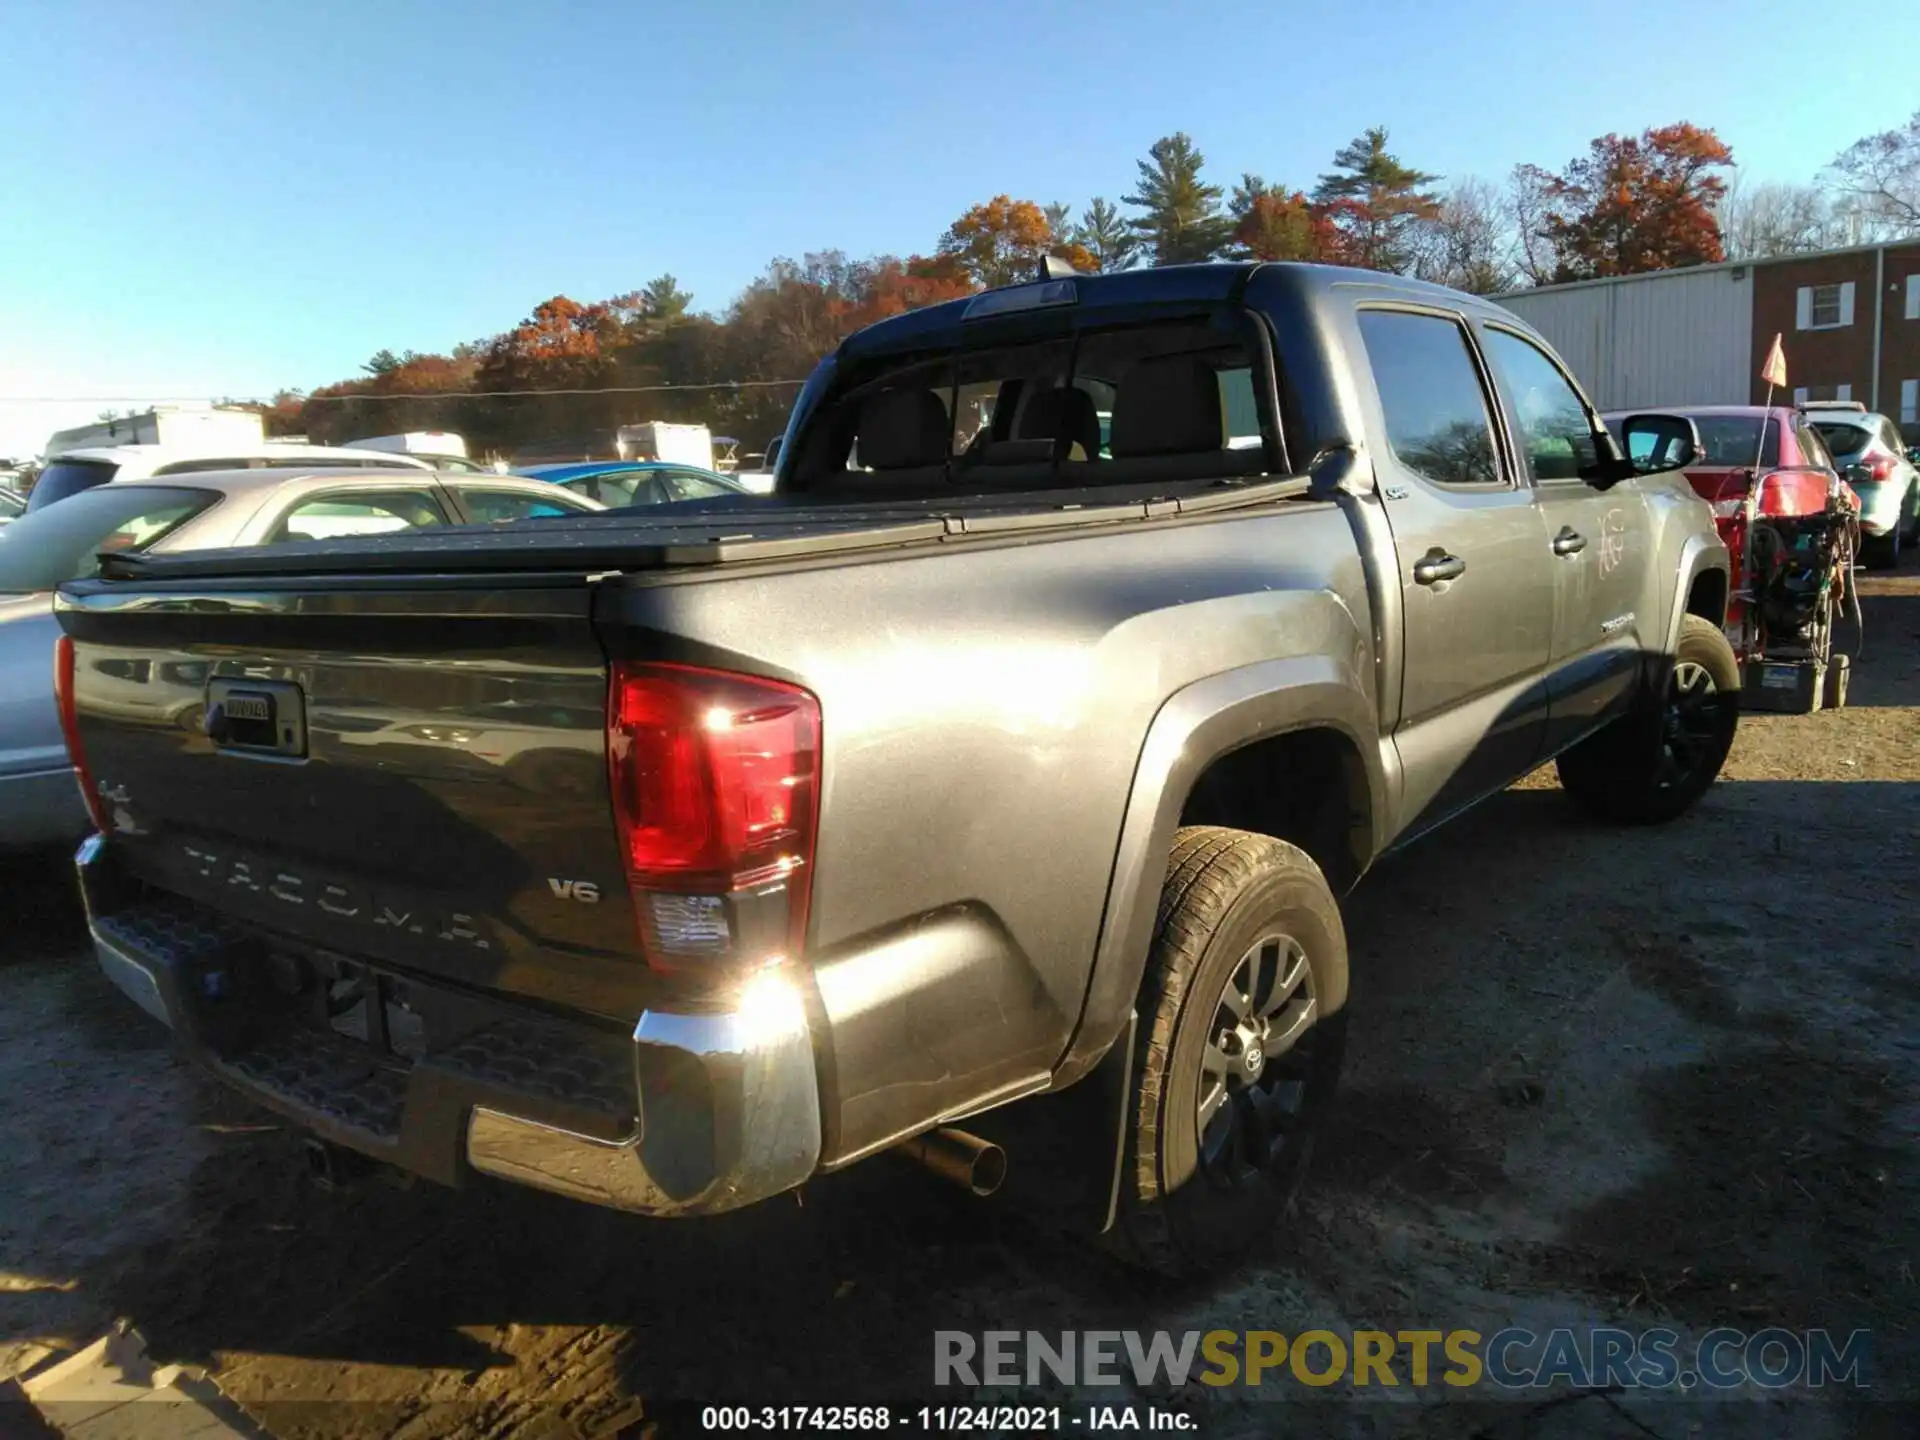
[92,477,1312,582]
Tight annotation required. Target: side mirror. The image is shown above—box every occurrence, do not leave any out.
[1597,413,1701,486]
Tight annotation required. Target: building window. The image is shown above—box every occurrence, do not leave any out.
[1836,383,1852,402]
[1902,379,1918,426]
[1796,282,1855,330]
[1793,386,1809,405]
[1907,274,1920,321]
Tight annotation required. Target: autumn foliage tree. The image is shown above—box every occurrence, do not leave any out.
[1528,123,1734,281]
[937,196,1093,287]
[1229,176,1334,261]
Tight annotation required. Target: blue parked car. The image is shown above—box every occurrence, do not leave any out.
[515,461,751,508]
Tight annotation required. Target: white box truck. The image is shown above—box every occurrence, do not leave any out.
[614,421,713,468]
[44,405,264,458]
[343,431,471,460]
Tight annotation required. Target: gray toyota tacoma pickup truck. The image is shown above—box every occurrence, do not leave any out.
[56,262,1737,1276]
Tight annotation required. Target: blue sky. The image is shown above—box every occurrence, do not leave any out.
[0,0,1905,455]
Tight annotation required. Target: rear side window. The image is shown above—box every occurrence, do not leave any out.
[589,473,668,507]
[1358,310,1501,487]
[153,456,418,475]
[1797,422,1835,471]
[0,485,217,591]
[795,312,1273,496]
[24,459,119,511]
[267,489,450,543]
[456,487,591,522]
[661,470,738,501]
[1812,421,1869,459]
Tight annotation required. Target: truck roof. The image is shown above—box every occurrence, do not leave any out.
[839,261,1501,357]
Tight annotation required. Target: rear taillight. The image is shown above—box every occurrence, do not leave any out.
[53,635,110,834]
[606,662,820,978]
[1863,455,1894,483]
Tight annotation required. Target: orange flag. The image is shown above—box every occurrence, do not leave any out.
[1760,333,1788,389]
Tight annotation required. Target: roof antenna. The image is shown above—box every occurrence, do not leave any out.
[1038,254,1077,281]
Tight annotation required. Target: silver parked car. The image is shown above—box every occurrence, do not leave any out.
[1802,402,1920,569]
[0,467,603,850]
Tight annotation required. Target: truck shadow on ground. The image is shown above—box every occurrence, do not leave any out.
[0,846,88,968]
[52,773,1920,1413]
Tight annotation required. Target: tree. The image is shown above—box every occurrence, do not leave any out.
[1410,179,1514,294]
[1507,164,1558,287]
[362,349,403,377]
[1312,127,1442,272]
[1533,123,1734,281]
[937,196,1091,287]
[1716,176,1855,260]
[1072,197,1138,271]
[642,273,693,324]
[1124,133,1232,266]
[1826,108,1920,234]
[1228,174,1332,261]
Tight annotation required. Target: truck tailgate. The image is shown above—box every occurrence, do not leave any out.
[57,576,647,1019]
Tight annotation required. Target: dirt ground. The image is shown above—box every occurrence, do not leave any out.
[3,577,1917,1440]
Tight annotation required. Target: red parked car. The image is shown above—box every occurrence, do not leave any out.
[1603,405,1860,670]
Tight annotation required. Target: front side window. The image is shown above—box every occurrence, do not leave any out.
[268,489,449,543]
[1481,328,1599,482]
[0,485,217,591]
[1357,310,1500,487]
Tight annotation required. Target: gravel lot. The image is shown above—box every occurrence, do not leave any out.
[3,574,1916,1440]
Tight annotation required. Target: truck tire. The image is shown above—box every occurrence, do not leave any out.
[1107,827,1347,1278]
[1860,527,1900,571]
[1555,615,1740,825]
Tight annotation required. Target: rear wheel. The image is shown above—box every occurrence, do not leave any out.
[1556,615,1740,825]
[1106,827,1347,1278]
[1861,526,1901,571]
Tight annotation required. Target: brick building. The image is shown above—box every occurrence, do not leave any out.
[1498,240,1920,440]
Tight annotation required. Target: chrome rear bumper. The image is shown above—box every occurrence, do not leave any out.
[466,981,822,1216]
[77,834,822,1217]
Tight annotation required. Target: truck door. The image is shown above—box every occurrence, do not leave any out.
[1476,325,1654,759]
[1355,308,1557,834]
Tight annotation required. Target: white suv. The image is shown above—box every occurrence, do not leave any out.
[1802,402,1920,569]
[23,442,433,514]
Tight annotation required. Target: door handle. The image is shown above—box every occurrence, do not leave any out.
[1412,549,1466,585]
[1552,527,1587,556]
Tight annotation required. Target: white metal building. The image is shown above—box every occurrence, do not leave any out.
[1495,263,1754,412]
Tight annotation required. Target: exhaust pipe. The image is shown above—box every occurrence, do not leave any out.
[895,1127,1007,1197]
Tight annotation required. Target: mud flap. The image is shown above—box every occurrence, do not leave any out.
[956,1010,1137,1235]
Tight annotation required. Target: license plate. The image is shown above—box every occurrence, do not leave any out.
[1761,665,1800,690]
[206,676,308,758]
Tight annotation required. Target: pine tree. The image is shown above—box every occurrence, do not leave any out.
[1124,134,1232,266]
[1073,197,1139,272]
[1312,127,1442,272]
